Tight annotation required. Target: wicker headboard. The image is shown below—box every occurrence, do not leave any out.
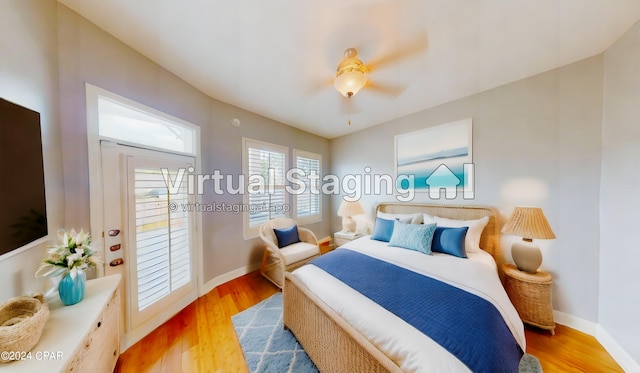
[376,203,500,260]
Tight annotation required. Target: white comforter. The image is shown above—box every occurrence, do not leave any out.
[290,236,525,373]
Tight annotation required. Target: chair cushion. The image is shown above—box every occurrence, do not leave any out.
[280,242,319,265]
[273,225,301,248]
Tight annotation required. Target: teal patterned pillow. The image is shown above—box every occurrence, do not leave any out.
[388,221,437,254]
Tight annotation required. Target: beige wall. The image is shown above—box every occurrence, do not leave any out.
[330,56,604,322]
[601,20,640,364]
[0,0,64,300]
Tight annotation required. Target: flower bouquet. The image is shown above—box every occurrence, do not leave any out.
[36,229,100,305]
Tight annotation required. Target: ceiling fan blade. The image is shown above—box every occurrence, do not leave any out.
[365,80,407,97]
[306,77,335,95]
[365,33,429,72]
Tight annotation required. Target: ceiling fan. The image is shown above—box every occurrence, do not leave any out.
[334,48,369,98]
[333,34,428,97]
[329,35,428,123]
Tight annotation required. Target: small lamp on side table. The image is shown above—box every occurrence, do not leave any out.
[337,200,364,233]
[501,206,556,273]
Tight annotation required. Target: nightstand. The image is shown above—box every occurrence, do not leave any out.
[333,231,363,247]
[502,263,555,335]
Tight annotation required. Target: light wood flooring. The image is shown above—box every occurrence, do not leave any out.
[116,270,623,373]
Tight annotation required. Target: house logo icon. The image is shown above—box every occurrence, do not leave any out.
[425,164,460,199]
[424,163,475,200]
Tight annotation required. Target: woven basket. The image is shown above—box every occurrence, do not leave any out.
[0,293,49,363]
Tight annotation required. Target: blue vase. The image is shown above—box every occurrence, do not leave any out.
[58,272,86,306]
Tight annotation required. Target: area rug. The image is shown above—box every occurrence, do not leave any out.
[232,293,542,373]
[232,292,319,373]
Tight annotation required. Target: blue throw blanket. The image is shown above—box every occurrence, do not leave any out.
[310,249,523,373]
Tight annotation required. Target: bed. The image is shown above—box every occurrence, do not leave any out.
[283,203,526,373]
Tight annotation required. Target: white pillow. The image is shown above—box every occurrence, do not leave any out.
[377,211,423,224]
[423,213,436,225]
[430,215,490,253]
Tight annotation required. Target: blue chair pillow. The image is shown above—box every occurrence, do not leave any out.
[370,217,395,242]
[273,225,301,248]
[431,226,469,258]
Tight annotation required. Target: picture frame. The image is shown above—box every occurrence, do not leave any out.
[395,118,473,198]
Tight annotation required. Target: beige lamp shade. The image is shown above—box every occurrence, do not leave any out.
[501,207,556,240]
[501,207,555,273]
[337,200,364,233]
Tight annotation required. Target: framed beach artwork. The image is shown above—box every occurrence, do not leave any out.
[395,118,473,198]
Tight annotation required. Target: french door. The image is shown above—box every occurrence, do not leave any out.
[102,142,198,348]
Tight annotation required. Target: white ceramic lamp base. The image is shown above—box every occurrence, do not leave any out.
[511,239,542,273]
[341,216,357,233]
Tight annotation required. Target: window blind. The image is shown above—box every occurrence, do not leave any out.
[295,155,321,220]
[134,167,191,311]
[292,149,322,224]
[247,146,286,228]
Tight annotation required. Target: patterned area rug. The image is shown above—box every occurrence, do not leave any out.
[232,293,542,373]
[232,293,319,373]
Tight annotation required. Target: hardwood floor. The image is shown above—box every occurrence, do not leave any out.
[116,270,622,373]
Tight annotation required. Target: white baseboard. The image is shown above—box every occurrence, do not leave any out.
[596,325,640,373]
[199,262,261,297]
[553,310,597,335]
[553,310,639,371]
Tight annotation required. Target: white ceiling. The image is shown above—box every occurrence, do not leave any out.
[58,0,640,139]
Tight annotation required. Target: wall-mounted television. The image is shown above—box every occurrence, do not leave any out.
[0,98,48,256]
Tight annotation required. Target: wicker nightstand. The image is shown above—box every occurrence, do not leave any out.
[503,263,555,335]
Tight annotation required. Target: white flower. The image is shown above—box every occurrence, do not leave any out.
[78,229,89,244]
[36,228,99,279]
[69,266,78,280]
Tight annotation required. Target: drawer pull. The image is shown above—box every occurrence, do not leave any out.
[110,258,124,267]
[109,244,121,252]
[108,229,121,237]
[97,321,102,328]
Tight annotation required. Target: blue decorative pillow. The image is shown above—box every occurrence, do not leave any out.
[432,226,469,258]
[273,225,301,248]
[370,217,395,242]
[388,221,437,254]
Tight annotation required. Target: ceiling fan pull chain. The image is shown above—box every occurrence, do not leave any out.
[348,92,352,125]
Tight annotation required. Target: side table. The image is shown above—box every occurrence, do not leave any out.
[503,263,555,335]
[333,231,363,248]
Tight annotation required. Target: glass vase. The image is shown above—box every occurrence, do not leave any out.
[58,271,86,306]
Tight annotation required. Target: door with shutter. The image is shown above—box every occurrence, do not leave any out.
[102,142,197,348]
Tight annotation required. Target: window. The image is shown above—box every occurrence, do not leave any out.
[294,149,322,224]
[98,96,196,155]
[131,164,191,312]
[243,138,288,239]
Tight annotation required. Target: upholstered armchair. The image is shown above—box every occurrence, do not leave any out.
[259,218,321,288]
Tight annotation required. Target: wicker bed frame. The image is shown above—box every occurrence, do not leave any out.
[283,203,501,373]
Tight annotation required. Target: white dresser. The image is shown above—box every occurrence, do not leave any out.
[6,274,121,373]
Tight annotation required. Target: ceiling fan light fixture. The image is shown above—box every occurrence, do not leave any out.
[334,48,367,98]
[334,70,367,98]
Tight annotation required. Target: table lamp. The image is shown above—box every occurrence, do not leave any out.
[501,206,556,273]
[337,200,364,233]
